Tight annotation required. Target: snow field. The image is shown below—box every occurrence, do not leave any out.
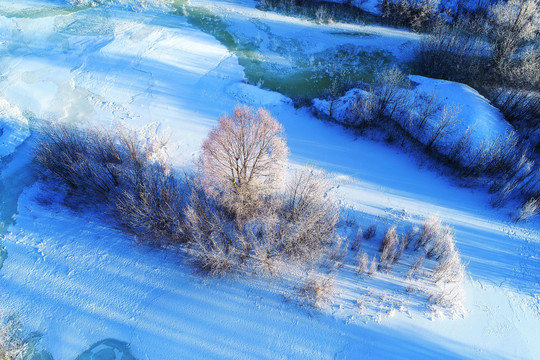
[0,1,538,359]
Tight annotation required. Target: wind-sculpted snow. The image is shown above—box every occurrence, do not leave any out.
[0,0,538,359]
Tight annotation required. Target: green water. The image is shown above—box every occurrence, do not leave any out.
[178,3,396,102]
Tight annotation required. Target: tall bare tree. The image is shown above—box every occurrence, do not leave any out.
[198,105,288,220]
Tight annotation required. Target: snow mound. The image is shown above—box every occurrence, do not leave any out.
[312,87,372,120]
[407,75,512,147]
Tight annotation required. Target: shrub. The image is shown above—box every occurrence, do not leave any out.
[183,178,239,276]
[417,216,442,249]
[426,225,455,259]
[278,169,340,263]
[351,226,363,251]
[381,0,441,31]
[35,123,185,247]
[115,166,187,247]
[406,253,425,279]
[364,224,377,240]
[372,67,409,119]
[428,286,464,313]
[516,197,540,222]
[297,274,335,308]
[0,315,29,360]
[358,251,369,275]
[379,225,398,268]
[367,255,378,276]
[415,19,487,84]
[198,105,288,221]
[346,91,378,129]
[432,250,466,284]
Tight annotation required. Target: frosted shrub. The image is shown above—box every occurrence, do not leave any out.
[415,19,487,83]
[425,105,462,151]
[432,250,466,284]
[0,315,29,360]
[347,92,378,129]
[35,123,185,247]
[367,255,378,276]
[358,251,369,275]
[406,253,425,279]
[279,169,340,263]
[372,67,408,119]
[428,286,464,313]
[183,179,240,276]
[315,5,333,23]
[364,224,377,240]
[115,163,187,247]
[35,123,166,199]
[416,216,442,249]
[351,226,363,251]
[516,197,540,222]
[297,274,335,308]
[401,227,417,250]
[379,225,398,268]
[426,225,455,259]
[198,105,288,221]
[381,0,441,31]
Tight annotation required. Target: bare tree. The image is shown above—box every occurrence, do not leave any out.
[373,67,408,119]
[426,105,462,151]
[199,105,288,220]
[489,0,540,69]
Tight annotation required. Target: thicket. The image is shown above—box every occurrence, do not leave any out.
[35,107,341,290]
[413,0,540,218]
[416,0,540,149]
[381,0,441,31]
[317,63,540,220]
[350,215,466,316]
[256,0,374,24]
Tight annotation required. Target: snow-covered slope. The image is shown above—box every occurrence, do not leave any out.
[0,1,538,359]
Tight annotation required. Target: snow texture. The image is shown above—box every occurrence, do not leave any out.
[0,1,538,359]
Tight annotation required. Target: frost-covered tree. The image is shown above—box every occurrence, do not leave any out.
[489,0,540,68]
[198,105,288,220]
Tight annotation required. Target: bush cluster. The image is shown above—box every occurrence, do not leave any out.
[415,0,540,153]
[35,106,341,278]
[381,0,441,31]
[325,63,539,220]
